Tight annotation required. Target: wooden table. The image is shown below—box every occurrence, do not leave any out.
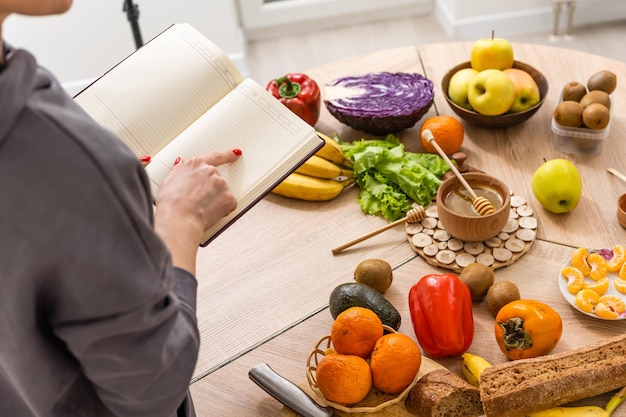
[189,42,626,415]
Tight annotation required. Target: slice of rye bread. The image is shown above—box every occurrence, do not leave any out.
[405,368,483,417]
[480,332,626,417]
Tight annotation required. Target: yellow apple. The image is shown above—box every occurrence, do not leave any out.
[467,69,516,116]
[470,34,514,71]
[448,68,479,110]
[503,68,540,113]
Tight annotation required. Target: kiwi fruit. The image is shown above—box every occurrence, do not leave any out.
[354,258,393,293]
[486,280,520,316]
[459,263,495,301]
[553,101,584,127]
[582,103,610,130]
[561,81,587,102]
[579,90,611,110]
[587,69,617,95]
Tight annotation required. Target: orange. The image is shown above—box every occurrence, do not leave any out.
[570,247,591,276]
[583,277,609,296]
[370,333,422,394]
[561,266,584,294]
[595,295,626,320]
[419,115,464,155]
[615,277,626,294]
[331,307,384,358]
[608,245,626,272]
[575,288,600,313]
[587,252,609,281]
[315,353,372,405]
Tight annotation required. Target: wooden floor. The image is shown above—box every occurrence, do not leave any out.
[245,14,626,85]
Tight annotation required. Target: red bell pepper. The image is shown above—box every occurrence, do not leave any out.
[266,73,321,127]
[408,273,474,358]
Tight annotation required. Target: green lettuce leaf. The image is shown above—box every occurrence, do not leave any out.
[336,133,449,221]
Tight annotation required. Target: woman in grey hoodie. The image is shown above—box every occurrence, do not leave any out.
[0,1,242,416]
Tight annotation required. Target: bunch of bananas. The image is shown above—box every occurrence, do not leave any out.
[272,132,355,201]
[460,353,626,417]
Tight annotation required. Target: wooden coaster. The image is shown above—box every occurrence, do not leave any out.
[406,194,536,272]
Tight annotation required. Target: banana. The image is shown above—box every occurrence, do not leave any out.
[460,352,492,387]
[524,406,609,417]
[315,131,353,168]
[271,172,355,201]
[525,385,626,417]
[295,155,353,180]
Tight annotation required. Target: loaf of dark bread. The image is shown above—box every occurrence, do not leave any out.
[405,368,483,417]
[480,332,626,417]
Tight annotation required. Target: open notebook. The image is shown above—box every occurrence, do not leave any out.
[74,23,323,246]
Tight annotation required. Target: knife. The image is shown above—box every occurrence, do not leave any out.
[248,363,335,417]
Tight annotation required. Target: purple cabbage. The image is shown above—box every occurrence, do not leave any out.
[325,72,434,134]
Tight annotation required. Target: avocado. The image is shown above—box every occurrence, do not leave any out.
[329,282,401,331]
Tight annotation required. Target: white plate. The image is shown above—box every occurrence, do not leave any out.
[558,251,626,320]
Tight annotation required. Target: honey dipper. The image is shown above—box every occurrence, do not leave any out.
[422,129,496,216]
[331,206,426,255]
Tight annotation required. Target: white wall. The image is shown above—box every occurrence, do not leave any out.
[4,0,244,95]
[435,0,626,39]
[238,0,433,39]
[5,0,625,95]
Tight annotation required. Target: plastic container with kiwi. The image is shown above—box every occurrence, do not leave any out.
[551,70,616,155]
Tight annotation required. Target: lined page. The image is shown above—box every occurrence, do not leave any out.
[74,23,244,157]
[145,79,322,244]
[146,78,318,198]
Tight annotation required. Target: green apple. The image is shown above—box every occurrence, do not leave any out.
[531,159,582,213]
[503,68,540,113]
[467,69,516,116]
[448,67,479,110]
[470,35,514,71]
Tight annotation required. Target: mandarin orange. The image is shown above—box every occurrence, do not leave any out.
[315,353,372,405]
[370,333,422,394]
[331,306,384,358]
[419,115,464,155]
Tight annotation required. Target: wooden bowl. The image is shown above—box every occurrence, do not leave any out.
[441,61,548,128]
[618,194,626,229]
[436,172,511,242]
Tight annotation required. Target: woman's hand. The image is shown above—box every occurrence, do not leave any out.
[153,149,241,274]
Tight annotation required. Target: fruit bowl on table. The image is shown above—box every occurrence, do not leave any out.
[442,61,548,129]
[305,326,418,414]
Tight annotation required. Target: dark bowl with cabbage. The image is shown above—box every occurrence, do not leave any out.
[324,72,434,135]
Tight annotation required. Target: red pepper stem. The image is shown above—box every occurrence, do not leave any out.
[498,317,533,351]
[275,76,302,99]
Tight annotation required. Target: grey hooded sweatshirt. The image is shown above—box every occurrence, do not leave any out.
[0,45,199,417]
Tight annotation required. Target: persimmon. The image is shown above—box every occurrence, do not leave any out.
[495,300,562,360]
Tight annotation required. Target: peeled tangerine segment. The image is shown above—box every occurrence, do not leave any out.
[608,245,626,272]
[575,289,600,313]
[620,262,626,280]
[614,277,626,294]
[583,277,609,296]
[595,295,626,320]
[570,247,591,276]
[561,266,584,294]
[587,252,609,281]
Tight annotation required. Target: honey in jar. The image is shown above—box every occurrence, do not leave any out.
[444,182,503,217]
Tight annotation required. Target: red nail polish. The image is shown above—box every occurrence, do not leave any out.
[139,155,151,163]
[232,149,242,156]
[174,156,182,166]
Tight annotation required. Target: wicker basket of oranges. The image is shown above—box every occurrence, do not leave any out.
[306,307,422,413]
